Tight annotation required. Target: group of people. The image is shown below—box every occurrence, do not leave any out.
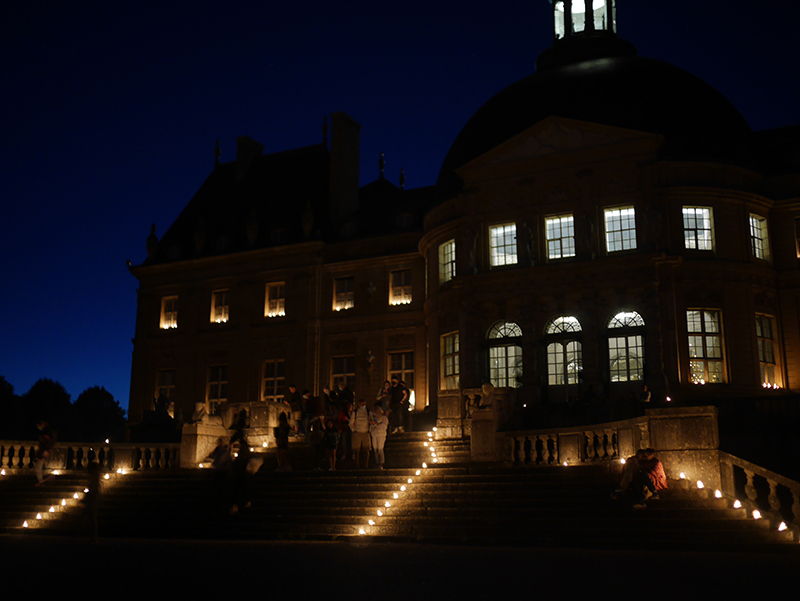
[272,377,411,471]
[612,447,668,508]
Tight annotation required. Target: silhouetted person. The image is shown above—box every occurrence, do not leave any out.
[34,420,56,485]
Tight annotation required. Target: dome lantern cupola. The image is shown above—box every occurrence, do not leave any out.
[553,0,616,41]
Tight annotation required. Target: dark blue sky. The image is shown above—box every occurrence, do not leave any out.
[2,0,799,414]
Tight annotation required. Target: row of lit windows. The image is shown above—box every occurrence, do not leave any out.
[437,206,771,284]
[159,270,413,329]
[440,310,779,390]
[156,352,415,413]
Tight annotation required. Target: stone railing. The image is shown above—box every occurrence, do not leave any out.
[491,406,723,488]
[0,441,181,473]
[720,451,800,528]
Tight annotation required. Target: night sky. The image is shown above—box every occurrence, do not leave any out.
[2,0,799,414]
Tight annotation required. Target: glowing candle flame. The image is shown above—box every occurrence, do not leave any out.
[696,481,704,489]
[433,458,438,463]
[49,507,55,513]
[358,528,366,535]
[368,520,375,526]
[620,458,626,465]
[734,500,742,508]
[61,499,66,506]
[416,470,420,476]
[422,463,427,468]
[715,490,722,498]
[752,510,762,520]
[433,427,437,432]
[36,514,42,520]
[779,522,788,531]
[74,493,79,499]
[23,521,28,528]
[385,502,391,508]
[400,486,406,492]
[408,478,413,484]
[563,462,568,467]
[679,472,686,479]
[377,510,383,517]
[104,474,110,480]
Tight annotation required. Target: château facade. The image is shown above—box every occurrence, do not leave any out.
[128,1,800,428]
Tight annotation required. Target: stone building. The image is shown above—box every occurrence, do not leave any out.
[128,1,800,430]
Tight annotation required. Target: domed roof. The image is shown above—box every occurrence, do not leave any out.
[437,54,754,196]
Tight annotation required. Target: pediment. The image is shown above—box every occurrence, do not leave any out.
[457,116,663,175]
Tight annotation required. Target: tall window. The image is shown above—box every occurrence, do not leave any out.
[439,239,456,284]
[441,332,460,390]
[211,290,229,323]
[487,321,522,388]
[608,311,645,382]
[555,0,615,38]
[262,359,285,402]
[687,310,724,384]
[331,356,355,389]
[604,206,636,252]
[489,223,518,267]
[683,207,714,251]
[333,277,354,311]
[265,282,285,317]
[546,214,576,260]
[749,214,770,260]
[545,316,583,386]
[207,365,228,414]
[156,369,175,403]
[389,351,415,390]
[160,296,178,329]
[389,270,412,305]
[756,314,778,387]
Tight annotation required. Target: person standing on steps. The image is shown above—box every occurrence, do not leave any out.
[370,401,389,470]
[349,398,372,469]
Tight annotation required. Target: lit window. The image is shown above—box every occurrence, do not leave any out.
[683,207,714,251]
[749,214,770,260]
[487,322,522,388]
[546,214,576,260]
[608,311,645,382]
[331,356,355,389]
[441,332,460,390]
[333,277,354,311]
[545,316,583,386]
[556,0,613,36]
[604,206,636,252]
[389,270,412,305]
[265,282,285,317]
[160,296,178,329]
[262,359,285,402]
[389,351,415,391]
[207,365,228,414]
[489,223,518,267]
[687,310,724,384]
[211,290,229,323]
[756,314,778,387]
[439,239,456,284]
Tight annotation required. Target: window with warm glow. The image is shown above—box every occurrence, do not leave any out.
[389,351,414,390]
[489,223,518,267]
[207,365,228,414]
[389,269,412,305]
[683,207,714,251]
[333,277,354,311]
[608,311,645,382]
[687,309,724,384]
[262,359,285,402]
[555,0,613,37]
[441,332,460,390]
[160,296,178,329]
[756,314,778,387]
[546,214,576,260]
[265,282,285,317]
[331,356,355,389]
[487,322,522,388]
[545,316,583,386]
[211,290,229,323]
[438,239,455,284]
[749,214,770,260]
[604,206,636,252]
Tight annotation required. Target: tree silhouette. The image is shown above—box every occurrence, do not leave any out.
[19,378,72,440]
[69,386,127,442]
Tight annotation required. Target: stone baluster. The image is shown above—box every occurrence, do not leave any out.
[514,436,524,464]
[766,479,781,514]
[583,431,593,461]
[159,448,167,469]
[546,435,556,464]
[744,469,758,503]
[609,429,618,459]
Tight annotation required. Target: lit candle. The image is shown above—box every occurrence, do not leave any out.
[734,500,742,508]
[696,481,704,489]
[752,510,762,520]
[714,490,722,498]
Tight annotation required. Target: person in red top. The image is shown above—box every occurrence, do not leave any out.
[630,448,668,507]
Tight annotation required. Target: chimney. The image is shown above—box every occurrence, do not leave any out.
[235,136,264,181]
[328,112,361,225]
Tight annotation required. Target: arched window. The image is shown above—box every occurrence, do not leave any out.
[608,311,645,382]
[487,321,522,388]
[545,316,583,385]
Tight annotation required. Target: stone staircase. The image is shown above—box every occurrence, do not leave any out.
[1,435,797,554]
